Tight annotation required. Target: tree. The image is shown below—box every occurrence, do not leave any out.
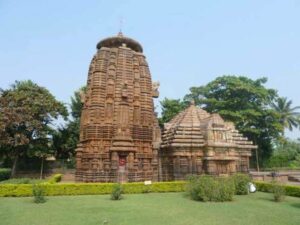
[0,80,68,177]
[184,75,283,167]
[271,97,300,135]
[52,86,86,160]
[159,98,187,127]
[267,139,300,168]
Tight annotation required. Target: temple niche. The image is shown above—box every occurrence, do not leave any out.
[160,102,257,181]
[75,32,161,182]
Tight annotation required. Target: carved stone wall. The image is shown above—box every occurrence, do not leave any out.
[76,33,160,182]
[160,103,256,181]
[76,33,256,183]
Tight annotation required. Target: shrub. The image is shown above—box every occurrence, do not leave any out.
[111,183,123,200]
[270,181,286,202]
[232,173,251,195]
[254,181,300,198]
[186,175,235,202]
[0,181,186,197]
[0,168,11,181]
[186,175,203,201]
[32,184,46,203]
[48,174,62,184]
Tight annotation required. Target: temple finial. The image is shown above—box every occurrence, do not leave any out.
[118,16,123,36]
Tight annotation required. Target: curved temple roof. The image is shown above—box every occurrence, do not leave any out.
[96,32,143,53]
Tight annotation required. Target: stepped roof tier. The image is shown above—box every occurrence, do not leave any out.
[161,103,257,150]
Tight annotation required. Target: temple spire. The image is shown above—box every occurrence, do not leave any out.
[119,17,123,36]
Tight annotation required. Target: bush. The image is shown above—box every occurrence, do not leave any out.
[0,168,11,181]
[186,175,235,202]
[254,181,300,198]
[48,174,62,184]
[186,175,203,201]
[232,173,251,195]
[32,184,46,203]
[111,183,123,200]
[270,181,286,202]
[0,181,186,197]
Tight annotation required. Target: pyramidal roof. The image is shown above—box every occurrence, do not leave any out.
[161,104,257,149]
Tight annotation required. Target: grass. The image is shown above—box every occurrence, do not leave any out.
[0,178,45,184]
[0,192,299,225]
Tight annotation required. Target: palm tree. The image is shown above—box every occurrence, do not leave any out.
[271,97,300,135]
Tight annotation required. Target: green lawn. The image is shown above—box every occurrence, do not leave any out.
[0,192,299,225]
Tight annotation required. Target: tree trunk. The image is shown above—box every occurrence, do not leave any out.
[11,155,19,178]
[40,157,44,180]
[255,148,260,172]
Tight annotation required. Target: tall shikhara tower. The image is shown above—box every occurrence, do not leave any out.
[76,33,161,182]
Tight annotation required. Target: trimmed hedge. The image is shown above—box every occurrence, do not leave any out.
[1,179,298,198]
[0,181,186,197]
[254,181,300,198]
[0,168,11,181]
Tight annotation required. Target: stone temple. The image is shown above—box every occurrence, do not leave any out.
[160,102,257,181]
[75,33,256,182]
[75,32,161,182]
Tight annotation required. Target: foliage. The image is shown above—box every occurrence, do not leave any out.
[32,184,46,203]
[232,173,251,195]
[0,178,44,184]
[184,75,283,163]
[186,175,235,202]
[0,80,68,176]
[0,173,62,184]
[111,183,123,200]
[254,181,300,198]
[0,181,186,197]
[159,98,187,126]
[271,97,300,133]
[267,139,300,168]
[48,174,62,184]
[0,168,11,181]
[52,86,86,159]
[270,181,286,202]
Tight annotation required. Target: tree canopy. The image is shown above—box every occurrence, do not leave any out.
[52,86,86,159]
[182,76,284,164]
[271,97,300,134]
[158,98,187,127]
[0,80,68,176]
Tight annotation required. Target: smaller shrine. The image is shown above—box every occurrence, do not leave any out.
[160,102,257,181]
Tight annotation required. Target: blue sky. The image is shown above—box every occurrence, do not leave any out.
[0,0,299,139]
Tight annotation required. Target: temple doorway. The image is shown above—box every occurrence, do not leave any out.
[216,161,229,175]
[118,155,127,183]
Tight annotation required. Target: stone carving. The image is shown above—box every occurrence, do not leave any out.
[76,33,256,183]
[75,33,159,182]
[160,103,257,180]
[152,81,160,98]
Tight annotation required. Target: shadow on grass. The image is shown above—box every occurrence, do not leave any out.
[290,203,300,209]
[256,196,274,202]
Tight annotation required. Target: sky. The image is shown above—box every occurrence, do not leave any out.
[0,0,299,139]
